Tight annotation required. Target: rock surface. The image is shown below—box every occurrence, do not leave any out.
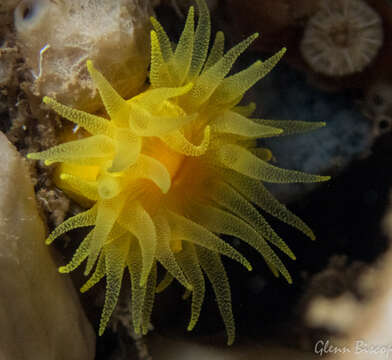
[0,132,95,360]
[0,0,19,13]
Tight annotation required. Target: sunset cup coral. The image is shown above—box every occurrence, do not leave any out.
[28,0,329,345]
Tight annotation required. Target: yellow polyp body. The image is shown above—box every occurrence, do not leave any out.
[171,238,183,253]
[54,165,99,208]
[97,175,121,199]
[28,0,330,345]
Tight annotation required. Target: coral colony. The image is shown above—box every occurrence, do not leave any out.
[28,0,329,344]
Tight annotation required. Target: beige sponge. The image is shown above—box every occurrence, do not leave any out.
[15,0,152,112]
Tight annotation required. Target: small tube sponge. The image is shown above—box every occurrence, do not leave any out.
[301,0,383,77]
[15,0,152,112]
[29,0,329,345]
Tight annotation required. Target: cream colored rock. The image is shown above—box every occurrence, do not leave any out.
[14,0,152,112]
[0,132,95,360]
[331,250,392,360]
[306,294,361,333]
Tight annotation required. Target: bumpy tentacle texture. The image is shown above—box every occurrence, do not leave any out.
[28,0,330,345]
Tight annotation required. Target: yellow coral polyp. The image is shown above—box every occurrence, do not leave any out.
[28,0,329,345]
